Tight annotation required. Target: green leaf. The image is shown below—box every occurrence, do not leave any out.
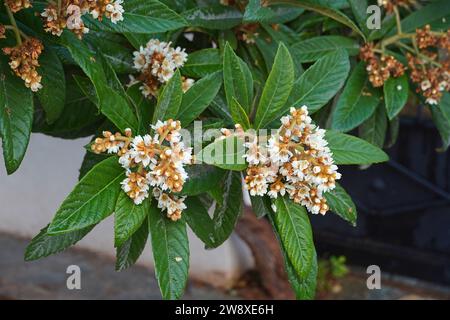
[348,0,369,36]
[244,0,304,24]
[326,130,389,165]
[36,47,65,124]
[184,197,216,248]
[148,204,189,300]
[384,75,409,120]
[268,0,366,40]
[25,225,94,261]
[284,49,350,114]
[180,165,226,196]
[254,42,294,129]
[153,70,183,123]
[84,0,186,33]
[324,183,357,226]
[114,193,150,247]
[183,5,243,30]
[207,171,243,248]
[60,33,138,132]
[250,195,272,219]
[291,36,359,63]
[223,43,254,114]
[266,205,317,299]
[182,49,222,78]
[200,135,247,171]
[272,196,314,279]
[48,156,124,234]
[116,217,149,271]
[0,56,34,175]
[396,0,450,35]
[230,98,251,130]
[359,104,388,148]
[332,62,381,132]
[177,71,223,126]
[431,92,450,151]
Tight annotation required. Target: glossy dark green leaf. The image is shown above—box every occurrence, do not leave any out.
[84,0,186,33]
[184,197,216,248]
[359,104,387,148]
[244,0,304,24]
[326,130,389,165]
[268,0,366,40]
[36,47,65,124]
[148,204,189,300]
[384,75,409,120]
[324,183,357,226]
[180,165,226,196]
[332,62,380,132]
[230,98,251,130]
[182,49,222,78]
[153,70,183,123]
[25,225,95,261]
[223,43,254,114]
[48,156,124,234]
[284,49,350,114]
[116,217,149,271]
[254,42,294,129]
[291,36,359,63]
[177,71,222,126]
[115,193,150,247]
[183,5,243,30]
[0,55,33,174]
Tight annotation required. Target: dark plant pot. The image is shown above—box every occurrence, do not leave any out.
[311,116,450,285]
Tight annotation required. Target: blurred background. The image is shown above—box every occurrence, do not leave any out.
[0,109,449,300]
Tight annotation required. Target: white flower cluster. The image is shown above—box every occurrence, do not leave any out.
[41,0,124,38]
[91,120,193,221]
[243,106,341,215]
[131,39,193,97]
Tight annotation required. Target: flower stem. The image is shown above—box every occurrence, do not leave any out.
[5,4,22,45]
[393,6,402,35]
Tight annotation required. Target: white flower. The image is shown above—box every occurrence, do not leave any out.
[106,0,124,24]
[130,135,157,167]
[66,5,83,30]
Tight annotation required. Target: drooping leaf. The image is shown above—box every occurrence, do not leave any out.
[177,71,222,126]
[332,62,381,132]
[47,156,124,234]
[148,204,189,300]
[284,49,350,114]
[207,171,243,248]
[114,193,150,247]
[223,43,254,114]
[291,36,359,62]
[184,197,216,248]
[326,130,389,165]
[324,183,357,226]
[0,55,34,175]
[153,70,183,123]
[25,225,95,261]
[431,92,450,151]
[116,217,149,271]
[254,42,294,129]
[359,104,387,148]
[182,49,222,78]
[36,47,65,124]
[384,74,409,120]
[271,196,314,279]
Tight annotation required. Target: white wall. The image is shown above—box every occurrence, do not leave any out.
[0,134,252,287]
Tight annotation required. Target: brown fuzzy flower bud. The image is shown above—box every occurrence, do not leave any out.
[5,0,32,13]
[0,25,6,39]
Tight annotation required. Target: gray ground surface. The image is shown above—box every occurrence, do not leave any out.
[0,233,234,300]
[1,232,449,300]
